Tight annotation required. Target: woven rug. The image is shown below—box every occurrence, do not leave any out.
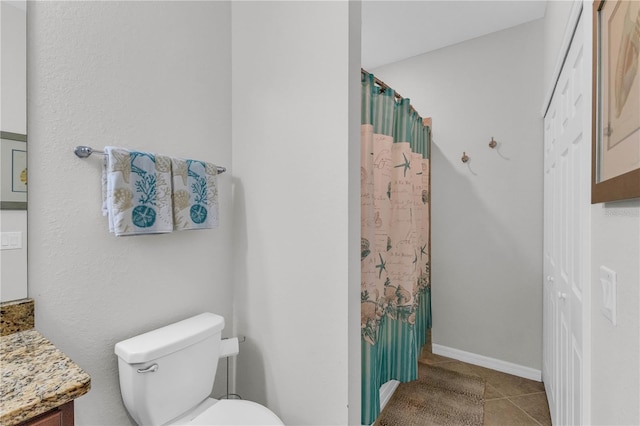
[374,364,486,426]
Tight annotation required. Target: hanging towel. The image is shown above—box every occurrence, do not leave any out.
[171,158,219,230]
[102,146,174,236]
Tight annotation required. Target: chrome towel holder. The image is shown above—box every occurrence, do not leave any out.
[73,145,227,174]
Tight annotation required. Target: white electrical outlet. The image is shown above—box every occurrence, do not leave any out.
[599,266,617,326]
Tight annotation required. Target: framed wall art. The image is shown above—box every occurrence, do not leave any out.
[0,131,27,210]
[592,0,640,203]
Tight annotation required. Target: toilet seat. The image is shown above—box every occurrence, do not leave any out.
[170,398,284,426]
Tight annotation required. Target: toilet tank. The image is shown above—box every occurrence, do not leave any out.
[115,313,225,425]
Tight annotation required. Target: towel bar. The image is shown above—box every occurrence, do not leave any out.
[74,145,227,174]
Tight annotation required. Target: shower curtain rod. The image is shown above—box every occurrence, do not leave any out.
[361,68,428,124]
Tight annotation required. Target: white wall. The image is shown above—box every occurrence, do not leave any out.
[1,1,28,302]
[347,2,362,424]
[590,201,640,425]
[1,0,27,134]
[0,211,27,301]
[373,19,545,371]
[231,1,360,424]
[27,2,233,424]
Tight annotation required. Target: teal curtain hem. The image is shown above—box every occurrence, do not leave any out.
[361,287,432,425]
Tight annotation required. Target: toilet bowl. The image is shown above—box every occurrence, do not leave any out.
[170,398,283,425]
[114,313,283,425]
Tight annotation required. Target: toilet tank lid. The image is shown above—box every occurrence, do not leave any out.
[115,313,225,364]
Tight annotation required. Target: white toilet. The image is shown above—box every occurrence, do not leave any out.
[115,313,284,425]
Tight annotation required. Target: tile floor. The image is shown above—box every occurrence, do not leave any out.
[419,348,552,425]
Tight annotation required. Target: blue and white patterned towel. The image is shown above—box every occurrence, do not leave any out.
[102,146,173,236]
[171,158,219,230]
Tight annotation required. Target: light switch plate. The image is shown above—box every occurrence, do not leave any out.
[0,233,9,249]
[0,232,22,250]
[599,266,617,326]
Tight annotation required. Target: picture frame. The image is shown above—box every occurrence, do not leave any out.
[592,0,640,204]
[0,131,28,210]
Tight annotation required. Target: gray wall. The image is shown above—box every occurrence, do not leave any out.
[373,19,545,371]
[28,2,361,424]
[231,2,360,424]
[28,2,233,424]
[590,201,640,425]
[1,1,28,302]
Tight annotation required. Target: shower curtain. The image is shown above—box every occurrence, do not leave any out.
[360,71,431,425]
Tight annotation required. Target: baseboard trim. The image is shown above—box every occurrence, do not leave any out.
[379,379,400,411]
[432,344,542,382]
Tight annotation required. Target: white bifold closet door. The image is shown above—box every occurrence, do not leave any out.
[543,10,590,426]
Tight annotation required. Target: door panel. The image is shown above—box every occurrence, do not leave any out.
[543,12,588,426]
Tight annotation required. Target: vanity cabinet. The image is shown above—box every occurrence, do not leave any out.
[19,402,73,426]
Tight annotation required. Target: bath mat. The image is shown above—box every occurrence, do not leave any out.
[374,364,486,426]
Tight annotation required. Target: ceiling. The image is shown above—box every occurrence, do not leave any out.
[362,1,547,69]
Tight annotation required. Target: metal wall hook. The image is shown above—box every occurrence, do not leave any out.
[461,152,469,163]
[489,137,497,149]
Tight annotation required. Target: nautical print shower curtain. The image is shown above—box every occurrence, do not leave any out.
[361,71,431,425]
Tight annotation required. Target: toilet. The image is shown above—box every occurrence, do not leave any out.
[115,313,284,425]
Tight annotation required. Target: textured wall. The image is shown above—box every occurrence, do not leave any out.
[373,19,545,370]
[1,1,28,302]
[590,201,640,425]
[1,1,26,134]
[231,1,359,424]
[27,2,233,424]
[0,211,27,301]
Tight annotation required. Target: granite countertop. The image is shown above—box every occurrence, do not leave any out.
[0,329,91,425]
